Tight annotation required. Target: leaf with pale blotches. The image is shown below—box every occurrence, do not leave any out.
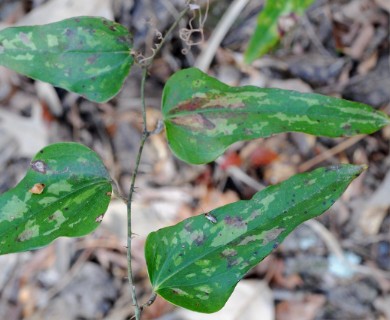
[162,68,390,164]
[0,143,112,255]
[145,164,364,313]
[0,17,133,102]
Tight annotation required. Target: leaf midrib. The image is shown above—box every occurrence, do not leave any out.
[164,107,362,126]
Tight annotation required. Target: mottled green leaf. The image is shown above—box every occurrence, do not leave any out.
[0,17,133,102]
[0,143,112,255]
[163,68,390,164]
[244,0,314,64]
[145,164,364,313]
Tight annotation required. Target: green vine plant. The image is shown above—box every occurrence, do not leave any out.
[0,2,389,320]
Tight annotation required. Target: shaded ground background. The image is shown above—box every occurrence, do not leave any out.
[0,0,389,319]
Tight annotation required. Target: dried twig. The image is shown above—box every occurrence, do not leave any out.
[298,135,366,172]
[195,0,251,71]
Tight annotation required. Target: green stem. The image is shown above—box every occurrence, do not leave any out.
[127,128,149,320]
[127,64,150,320]
[126,5,191,320]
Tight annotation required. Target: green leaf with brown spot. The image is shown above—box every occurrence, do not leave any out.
[145,164,364,313]
[163,68,390,164]
[0,143,112,255]
[244,0,315,64]
[0,17,133,102]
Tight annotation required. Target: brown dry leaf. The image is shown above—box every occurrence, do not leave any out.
[20,246,56,284]
[276,294,326,320]
[17,247,56,318]
[0,1,24,27]
[0,66,18,102]
[335,0,379,25]
[17,0,113,25]
[358,170,390,235]
[268,78,312,93]
[0,100,48,157]
[375,295,390,319]
[343,23,375,59]
[219,151,242,170]
[198,187,240,213]
[178,186,240,223]
[102,200,173,243]
[383,123,390,140]
[239,65,269,88]
[332,0,384,60]
[32,261,118,320]
[147,109,178,185]
[174,280,274,320]
[270,259,303,290]
[240,139,262,159]
[249,147,279,167]
[357,51,378,75]
[19,284,38,319]
[240,139,280,168]
[35,81,63,117]
[264,159,297,184]
[286,54,346,86]
[241,134,300,184]
[149,57,175,83]
[0,132,18,174]
[94,248,128,273]
[217,65,242,86]
[150,144,176,184]
[291,133,316,157]
[376,0,390,13]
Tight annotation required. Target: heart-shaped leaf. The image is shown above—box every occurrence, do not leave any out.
[0,17,133,102]
[0,143,112,255]
[162,68,390,164]
[145,164,364,313]
[244,0,315,63]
